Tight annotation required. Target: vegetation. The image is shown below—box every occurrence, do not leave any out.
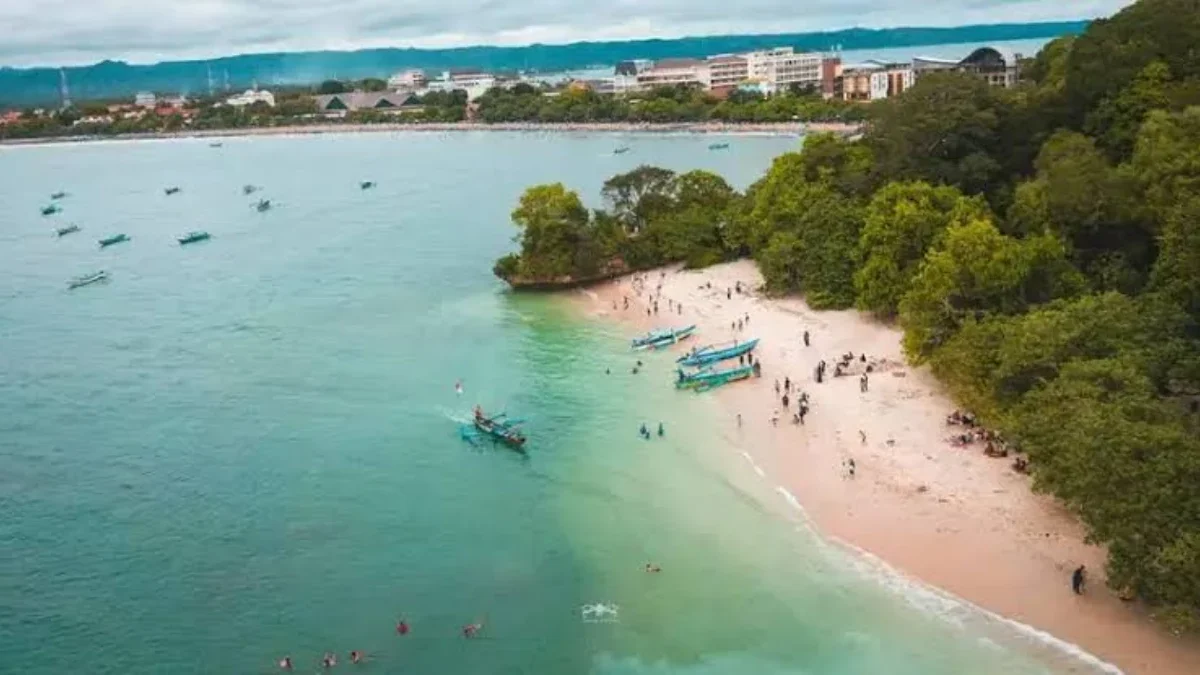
[495,0,1200,629]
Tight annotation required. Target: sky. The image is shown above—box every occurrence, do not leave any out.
[0,0,1133,68]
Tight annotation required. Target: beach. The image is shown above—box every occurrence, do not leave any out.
[573,259,1200,675]
[0,120,861,146]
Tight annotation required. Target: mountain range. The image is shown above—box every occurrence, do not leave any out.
[0,20,1087,107]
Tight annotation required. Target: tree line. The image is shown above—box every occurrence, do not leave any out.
[496,0,1200,629]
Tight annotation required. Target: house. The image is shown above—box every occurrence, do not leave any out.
[387,69,427,90]
[226,89,276,107]
[424,70,497,100]
[637,58,710,89]
[838,61,911,101]
[314,92,423,117]
[0,110,24,125]
[911,56,960,82]
[707,55,749,92]
[743,47,823,90]
[134,91,156,108]
[957,46,1021,87]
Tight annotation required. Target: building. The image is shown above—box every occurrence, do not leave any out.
[743,47,823,90]
[314,92,422,117]
[820,58,842,98]
[612,60,652,94]
[838,61,911,101]
[387,69,428,91]
[226,89,275,107]
[133,91,156,108]
[424,70,497,101]
[636,58,710,90]
[957,46,1021,87]
[706,55,749,91]
[911,56,960,82]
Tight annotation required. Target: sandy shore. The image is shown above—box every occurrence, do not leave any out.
[572,259,1200,675]
[0,121,861,147]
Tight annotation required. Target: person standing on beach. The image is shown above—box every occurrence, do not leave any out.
[803,330,810,347]
[727,288,732,300]
[774,380,780,396]
[781,394,789,410]
[784,376,791,393]
[1072,565,1086,594]
[847,458,856,478]
[860,373,869,393]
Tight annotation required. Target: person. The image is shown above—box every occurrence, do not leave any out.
[397,618,410,635]
[350,651,363,665]
[815,365,823,384]
[803,330,810,347]
[798,405,807,425]
[455,379,463,395]
[736,413,742,427]
[781,394,789,410]
[463,622,483,638]
[473,404,483,421]
[657,422,665,437]
[744,313,750,326]
[752,362,762,377]
[860,373,869,393]
[279,656,293,670]
[645,563,662,573]
[727,288,732,300]
[737,319,743,331]
[784,376,791,392]
[640,423,649,438]
[859,430,866,445]
[771,410,779,426]
[847,458,856,478]
[738,354,745,366]
[605,368,610,375]
[678,305,682,315]
[653,302,659,315]
[774,379,780,395]
[322,652,337,668]
[1072,565,1086,594]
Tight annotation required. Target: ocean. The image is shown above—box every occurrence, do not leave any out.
[0,132,1113,674]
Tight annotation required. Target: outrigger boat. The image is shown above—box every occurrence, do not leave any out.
[242,184,259,195]
[164,186,181,196]
[675,362,758,391]
[631,325,696,350]
[56,224,80,237]
[465,407,527,450]
[98,234,129,248]
[67,270,108,289]
[613,146,631,155]
[178,231,211,245]
[708,142,730,150]
[360,181,376,190]
[41,204,62,216]
[50,191,67,200]
[677,338,759,367]
[255,198,272,212]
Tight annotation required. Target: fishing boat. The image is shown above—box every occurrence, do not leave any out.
[56,224,80,237]
[255,198,272,212]
[675,363,757,391]
[98,234,129,248]
[242,184,259,195]
[677,338,760,367]
[631,325,696,350]
[209,142,223,148]
[164,186,181,196]
[41,204,62,216]
[468,409,527,450]
[360,181,376,190]
[613,147,631,155]
[67,271,108,289]
[50,191,67,200]
[178,231,211,245]
[708,142,730,150]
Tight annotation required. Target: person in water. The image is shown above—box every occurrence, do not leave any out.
[463,622,483,638]
[645,563,662,573]
[279,656,293,670]
[1072,565,1087,594]
[639,423,650,438]
[350,651,364,664]
[657,422,664,437]
[322,652,337,668]
[473,404,483,420]
[397,618,410,635]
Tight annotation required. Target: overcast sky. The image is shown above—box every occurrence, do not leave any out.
[0,0,1132,68]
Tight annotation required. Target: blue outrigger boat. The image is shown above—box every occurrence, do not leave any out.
[677,338,760,367]
[464,408,527,451]
[676,362,758,391]
[631,325,696,350]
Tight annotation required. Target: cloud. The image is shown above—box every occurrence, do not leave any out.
[0,0,1132,67]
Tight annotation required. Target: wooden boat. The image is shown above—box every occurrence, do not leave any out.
[677,338,759,367]
[613,147,631,154]
[632,325,696,349]
[164,187,181,195]
[255,199,272,212]
[56,224,80,237]
[41,204,62,216]
[50,191,67,200]
[360,181,376,190]
[209,142,223,148]
[67,271,108,289]
[471,410,527,450]
[675,363,757,391]
[242,184,259,195]
[708,142,730,150]
[178,231,211,245]
[98,234,129,248]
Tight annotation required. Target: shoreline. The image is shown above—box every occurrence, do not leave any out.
[570,260,1200,675]
[0,121,859,147]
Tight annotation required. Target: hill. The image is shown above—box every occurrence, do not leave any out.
[0,21,1088,107]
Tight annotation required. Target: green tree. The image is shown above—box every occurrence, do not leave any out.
[359,78,388,92]
[855,181,989,316]
[507,183,591,280]
[1085,60,1172,160]
[1131,107,1200,224]
[600,166,677,235]
[1151,194,1200,321]
[899,218,1082,359]
[657,170,736,268]
[317,80,347,95]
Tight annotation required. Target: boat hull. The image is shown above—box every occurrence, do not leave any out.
[632,325,697,350]
[675,364,755,391]
[677,338,759,367]
[473,419,527,450]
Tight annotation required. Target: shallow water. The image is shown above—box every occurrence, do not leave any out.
[0,132,1112,674]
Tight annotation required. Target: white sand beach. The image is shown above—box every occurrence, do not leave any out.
[573,259,1200,675]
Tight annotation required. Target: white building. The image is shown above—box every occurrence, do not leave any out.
[387,69,428,90]
[424,71,497,101]
[743,47,823,89]
[226,89,276,107]
[636,58,710,89]
[706,55,749,89]
[133,91,156,108]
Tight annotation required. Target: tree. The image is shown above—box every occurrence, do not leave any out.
[898,218,1083,359]
[793,133,875,197]
[855,181,989,317]
[359,78,387,92]
[1151,194,1200,322]
[1085,60,1172,160]
[600,166,677,234]
[1131,107,1200,224]
[317,80,347,95]
[657,170,736,268]
[866,72,1005,196]
[507,183,592,280]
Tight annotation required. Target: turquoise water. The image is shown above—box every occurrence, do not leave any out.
[1,133,1108,675]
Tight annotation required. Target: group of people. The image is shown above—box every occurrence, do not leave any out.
[639,422,665,439]
[277,618,485,670]
[946,410,1030,472]
[772,376,810,425]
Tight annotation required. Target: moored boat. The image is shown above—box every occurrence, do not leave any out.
[50,191,67,200]
[164,186,181,195]
[708,142,730,150]
[56,224,80,237]
[98,234,129,248]
[255,198,272,212]
[41,204,62,216]
[178,231,211,245]
[675,362,757,391]
[471,408,527,450]
[242,184,259,195]
[67,270,108,289]
[677,338,759,367]
[360,181,376,190]
[613,146,631,154]
[632,325,696,349]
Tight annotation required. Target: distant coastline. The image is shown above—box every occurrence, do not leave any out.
[0,121,859,146]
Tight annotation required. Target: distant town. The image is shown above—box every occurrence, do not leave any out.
[0,43,1023,140]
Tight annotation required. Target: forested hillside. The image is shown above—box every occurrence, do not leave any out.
[496,0,1200,629]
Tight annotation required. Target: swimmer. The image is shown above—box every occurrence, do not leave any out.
[279,656,293,670]
[645,563,662,573]
[350,651,363,664]
[397,618,410,635]
[322,652,337,668]
[463,622,483,638]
